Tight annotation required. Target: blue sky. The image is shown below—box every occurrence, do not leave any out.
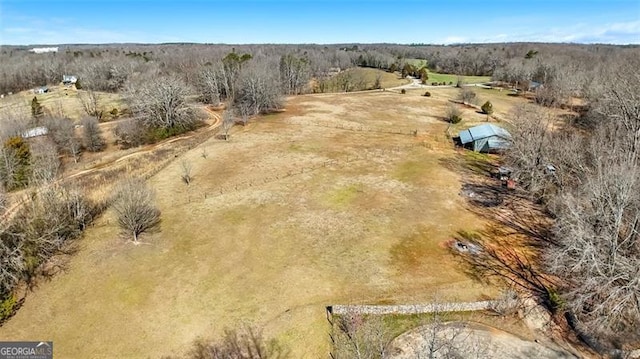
[0,0,638,45]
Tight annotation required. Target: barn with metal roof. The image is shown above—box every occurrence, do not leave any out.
[458,124,511,152]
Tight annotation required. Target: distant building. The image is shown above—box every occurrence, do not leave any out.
[528,81,543,91]
[458,124,511,153]
[22,126,49,139]
[29,47,59,54]
[62,75,77,85]
[34,86,49,94]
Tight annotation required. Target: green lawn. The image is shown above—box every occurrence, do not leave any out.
[404,59,491,85]
[425,72,491,85]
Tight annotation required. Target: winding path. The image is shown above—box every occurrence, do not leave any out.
[0,104,221,222]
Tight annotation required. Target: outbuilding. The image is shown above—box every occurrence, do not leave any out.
[22,126,49,139]
[458,124,511,153]
[34,86,49,94]
[62,75,77,85]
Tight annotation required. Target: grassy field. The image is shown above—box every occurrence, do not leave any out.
[0,85,124,121]
[404,58,491,84]
[405,58,428,68]
[319,67,410,91]
[0,88,539,358]
[426,72,491,85]
[353,67,411,88]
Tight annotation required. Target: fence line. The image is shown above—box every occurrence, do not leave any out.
[181,142,434,203]
[328,300,499,316]
[286,118,420,137]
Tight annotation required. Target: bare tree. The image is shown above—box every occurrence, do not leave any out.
[458,88,477,105]
[279,53,310,95]
[0,137,31,191]
[29,137,59,184]
[77,90,104,121]
[81,117,106,152]
[446,104,462,124]
[111,178,161,244]
[332,312,392,359]
[509,58,640,346]
[198,66,222,106]
[503,105,555,199]
[114,118,146,148]
[235,60,283,116]
[0,144,24,191]
[220,109,235,141]
[45,117,82,163]
[180,160,193,185]
[125,76,197,132]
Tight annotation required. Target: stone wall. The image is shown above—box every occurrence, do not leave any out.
[329,301,498,316]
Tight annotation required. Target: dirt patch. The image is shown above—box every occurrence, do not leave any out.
[388,321,576,359]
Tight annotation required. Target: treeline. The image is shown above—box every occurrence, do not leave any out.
[3,43,638,99]
[505,54,640,352]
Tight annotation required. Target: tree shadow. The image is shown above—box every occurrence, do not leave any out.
[451,227,555,307]
[445,150,558,309]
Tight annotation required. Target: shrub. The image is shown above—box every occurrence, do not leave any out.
[400,88,406,94]
[0,294,17,321]
[110,108,119,119]
[431,81,438,86]
[114,119,146,148]
[423,91,431,97]
[447,104,463,124]
[546,287,564,312]
[481,100,494,115]
[459,88,477,104]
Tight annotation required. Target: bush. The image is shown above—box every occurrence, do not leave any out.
[447,104,463,124]
[431,81,438,86]
[114,119,146,148]
[546,287,564,312]
[481,100,494,115]
[0,294,17,321]
[400,89,406,94]
[423,91,431,97]
[459,88,477,104]
[110,107,119,119]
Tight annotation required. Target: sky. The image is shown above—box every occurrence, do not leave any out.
[0,0,638,45]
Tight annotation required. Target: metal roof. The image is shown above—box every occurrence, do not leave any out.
[459,124,511,145]
[22,126,49,139]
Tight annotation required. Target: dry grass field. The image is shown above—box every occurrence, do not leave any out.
[0,89,528,358]
[0,85,124,121]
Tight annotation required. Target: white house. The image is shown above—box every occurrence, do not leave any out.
[29,47,59,54]
[34,86,49,94]
[62,75,77,85]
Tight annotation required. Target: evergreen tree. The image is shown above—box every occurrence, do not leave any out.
[0,136,31,190]
[31,96,44,119]
[481,100,494,115]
